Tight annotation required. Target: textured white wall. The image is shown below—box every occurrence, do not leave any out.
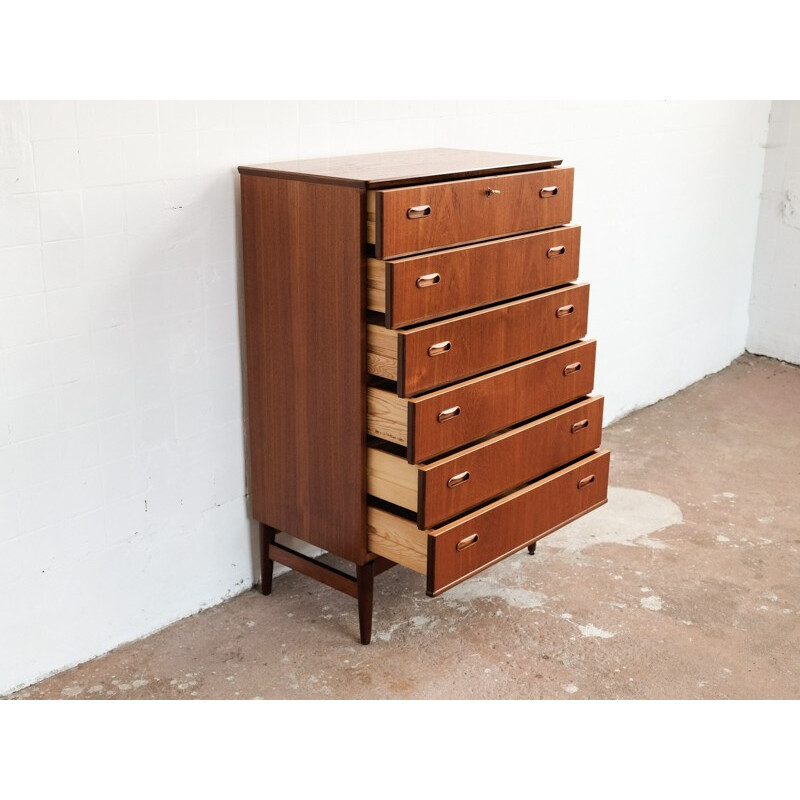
[0,100,769,694]
[748,101,800,364]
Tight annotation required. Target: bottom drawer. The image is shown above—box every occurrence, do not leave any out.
[368,450,610,596]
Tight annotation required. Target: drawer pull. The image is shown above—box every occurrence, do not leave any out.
[547,245,566,258]
[484,188,501,197]
[416,273,441,288]
[407,205,431,219]
[563,362,582,376]
[556,304,575,318]
[428,340,451,357]
[437,406,461,423]
[578,474,596,489]
[456,533,479,552]
[540,186,558,198]
[570,419,590,434]
[447,471,471,488]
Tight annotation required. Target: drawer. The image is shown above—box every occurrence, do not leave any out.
[367,167,574,259]
[368,396,604,528]
[367,339,597,463]
[368,450,610,596]
[368,283,589,396]
[368,226,581,329]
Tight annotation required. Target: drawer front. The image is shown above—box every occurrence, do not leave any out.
[372,168,574,259]
[419,395,604,528]
[373,226,581,329]
[408,339,596,463]
[398,283,589,397]
[427,450,610,595]
[367,450,610,596]
[366,395,604,528]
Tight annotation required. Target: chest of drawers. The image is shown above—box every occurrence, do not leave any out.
[238,148,609,644]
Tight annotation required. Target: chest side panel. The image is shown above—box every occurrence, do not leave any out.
[241,174,367,563]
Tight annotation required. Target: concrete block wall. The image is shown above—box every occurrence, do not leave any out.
[0,100,769,694]
[747,101,800,364]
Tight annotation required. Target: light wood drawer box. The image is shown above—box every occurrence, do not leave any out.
[367,339,597,463]
[368,225,582,329]
[368,167,575,259]
[368,395,604,528]
[368,283,590,397]
[368,450,610,596]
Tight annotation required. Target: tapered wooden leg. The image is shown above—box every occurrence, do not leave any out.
[527,541,537,555]
[260,524,277,595]
[356,562,375,645]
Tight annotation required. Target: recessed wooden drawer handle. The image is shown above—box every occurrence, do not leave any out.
[416,273,441,288]
[456,533,479,551]
[428,340,451,357]
[556,304,575,318]
[540,186,558,198]
[563,362,582,376]
[547,245,566,258]
[407,205,431,219]
[447,471,471,488]
[570,418,590,433]
[578,474,596,489]
[437,406,461,423]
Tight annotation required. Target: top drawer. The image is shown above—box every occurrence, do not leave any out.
[367,167,574,259]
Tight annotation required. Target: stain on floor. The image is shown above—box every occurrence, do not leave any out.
[7,353,800,700]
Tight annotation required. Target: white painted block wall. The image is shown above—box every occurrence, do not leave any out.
[0,100,769,694]
[747,101,800,364]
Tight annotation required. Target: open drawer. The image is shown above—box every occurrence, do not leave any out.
[368,450,610,596]
[367,167,574,259]
[368,283,590,397]
[367,339,597,463]
[367,225,581,329]
[368,396,604,528]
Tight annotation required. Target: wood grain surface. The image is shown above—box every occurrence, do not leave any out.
[407,339,597,463]
[396,283,590,396]
[367,396,604,529]
[367,450,610,594]
[366,386,408,447]
[373,167,574,258]
[417,395,604,528]
[426,450,610,594]
[366,324,398,381]
[366,447,418,511]
[371,225,582,328]
[239,147,562,189]
[241,174,368,564]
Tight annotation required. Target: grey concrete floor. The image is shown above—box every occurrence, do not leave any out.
[9,353,800,700]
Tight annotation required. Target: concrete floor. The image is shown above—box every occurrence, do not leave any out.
[10,353,800,700]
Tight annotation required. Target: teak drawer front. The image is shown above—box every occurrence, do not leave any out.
[369,168,574,258]
[368,396,604,528]
[368,450,610,596]
[368,283,590,396]
[368,226,581,329]
[366,339,597,463]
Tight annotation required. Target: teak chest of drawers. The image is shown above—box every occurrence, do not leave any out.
[238,148,609,644]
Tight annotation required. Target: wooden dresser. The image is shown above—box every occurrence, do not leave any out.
[238,148,609,644]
